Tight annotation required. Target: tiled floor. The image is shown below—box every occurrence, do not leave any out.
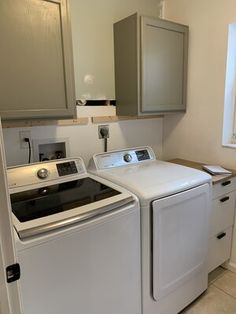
[181,267,236,313]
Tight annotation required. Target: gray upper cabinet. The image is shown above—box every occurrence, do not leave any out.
[113,13,189,115]
[0,0,76,120]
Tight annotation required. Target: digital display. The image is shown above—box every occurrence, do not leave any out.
[135,150,150,161]
[56,161,78,176]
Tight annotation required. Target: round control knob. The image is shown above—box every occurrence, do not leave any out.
[37,168,49,179]
[123,153,132,163]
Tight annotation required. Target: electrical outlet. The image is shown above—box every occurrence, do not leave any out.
[98,125,109,139]
[19,130,31,149]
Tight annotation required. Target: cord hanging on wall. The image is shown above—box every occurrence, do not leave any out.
[98,125,109,152]
[24,138,31,164]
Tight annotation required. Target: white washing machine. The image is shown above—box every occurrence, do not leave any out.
[88,146,212,314]
[7,158,141,314]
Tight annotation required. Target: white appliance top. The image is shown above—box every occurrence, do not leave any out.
[8,158,136,239]
[89,147,212,201]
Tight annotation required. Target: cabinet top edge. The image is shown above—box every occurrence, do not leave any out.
[114,12,189,30]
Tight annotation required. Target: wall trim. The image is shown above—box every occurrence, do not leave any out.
[227,261,236,273]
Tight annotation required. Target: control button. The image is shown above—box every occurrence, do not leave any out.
[37,168,49,179]
[123,153,132,162]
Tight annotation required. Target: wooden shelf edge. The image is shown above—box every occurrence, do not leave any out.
[2,115,163,128]
[92,115,163,124]
[2,118,89,128]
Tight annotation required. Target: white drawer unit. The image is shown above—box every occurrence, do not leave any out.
[210,191,235,237]
[208,177,236,273]
[212,177,236,199]
[208,227,233,273]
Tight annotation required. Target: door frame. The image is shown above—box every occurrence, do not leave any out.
[0,120,21,314]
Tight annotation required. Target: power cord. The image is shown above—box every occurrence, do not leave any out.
[99,127,109,152]
[24,138,31,164]
[104,138,108,152]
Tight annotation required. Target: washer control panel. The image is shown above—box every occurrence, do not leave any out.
[56,161,78,177]
[123,153,132,163]
[8,158,86,189]
[92,147,156,169]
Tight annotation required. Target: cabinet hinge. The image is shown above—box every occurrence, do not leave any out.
[6,263,21,283]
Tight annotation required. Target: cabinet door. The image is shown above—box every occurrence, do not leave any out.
[0,0,75,119]
[141,17,188,113]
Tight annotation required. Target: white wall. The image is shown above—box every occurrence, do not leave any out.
[3,118,163,167]
[162,0,236,272]
[70,0,162,100]
[162,0,236,169]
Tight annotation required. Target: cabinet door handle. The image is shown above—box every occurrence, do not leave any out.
[217,232,226,240]
[220,196,230,203]
[221,180,231,186]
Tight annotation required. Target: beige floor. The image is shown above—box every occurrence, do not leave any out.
[181,267,236,314]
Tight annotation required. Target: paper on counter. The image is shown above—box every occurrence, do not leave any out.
[202,165,232,175]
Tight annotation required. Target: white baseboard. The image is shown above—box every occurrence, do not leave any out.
[227,262,236,273]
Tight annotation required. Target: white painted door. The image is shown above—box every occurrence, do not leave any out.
[0,120,21,314]
[152,184,209,300]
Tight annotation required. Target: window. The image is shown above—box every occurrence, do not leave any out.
[222,23,236,147]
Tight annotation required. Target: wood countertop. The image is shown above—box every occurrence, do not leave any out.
[169,158,236,185]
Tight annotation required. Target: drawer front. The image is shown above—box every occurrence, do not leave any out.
[212,177,236,199]
[210,191,235,237]
[208,227,232,273]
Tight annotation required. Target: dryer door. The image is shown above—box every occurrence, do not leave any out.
[152,184,209,300]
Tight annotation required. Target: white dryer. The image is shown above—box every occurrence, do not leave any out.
[89,147,212,314]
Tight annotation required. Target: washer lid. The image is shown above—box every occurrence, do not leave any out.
[11,176,134,240]
[8,158,137,239]
[11,177,122,223]
[90,159,211,200]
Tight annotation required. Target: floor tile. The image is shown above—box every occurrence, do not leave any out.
[213,271,236,298]
[208,266,227,285]
[181,286,236,314]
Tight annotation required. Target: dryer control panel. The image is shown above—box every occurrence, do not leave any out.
[90,146,156,170]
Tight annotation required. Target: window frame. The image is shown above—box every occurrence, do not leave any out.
[222,23,236,148]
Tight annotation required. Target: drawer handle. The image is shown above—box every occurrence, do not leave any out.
[220,196,230,202]
[217,232,226,240]
[221,180,231,186]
